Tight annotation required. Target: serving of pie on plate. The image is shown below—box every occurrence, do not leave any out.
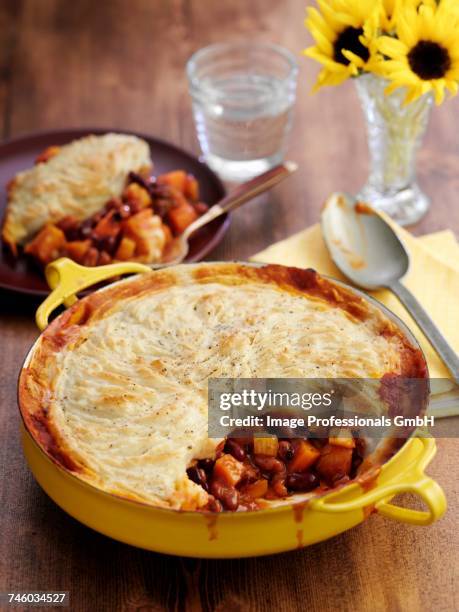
[1,132,210,267]
[19,262,427,513]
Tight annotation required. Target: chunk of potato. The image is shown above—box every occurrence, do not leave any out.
[115,236,136,261]
[242,479,268,499]
[157,170,187,193]
[213,454,245,487]
[316,444,353,484]
[24,224,66,264]
[122,209,167,262]
[184,174,199,201]
[288,440,320,473]
[123,183,152,209]
[167,202,198,235]
[65,240,92,263]
[93,210,121,239]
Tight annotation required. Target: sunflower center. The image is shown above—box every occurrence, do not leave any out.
[333,27,369,65]
[408,40,451,80]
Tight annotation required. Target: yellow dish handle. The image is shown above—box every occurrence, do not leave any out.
[310,438,446,525]
[36,257,151,331]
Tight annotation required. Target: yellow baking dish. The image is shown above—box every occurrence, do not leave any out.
[19,258,447,558]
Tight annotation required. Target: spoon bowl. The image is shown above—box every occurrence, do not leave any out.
[321,192,459,388]
[321,193,409,289]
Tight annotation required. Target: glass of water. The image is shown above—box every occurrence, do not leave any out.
[187,42,298,182]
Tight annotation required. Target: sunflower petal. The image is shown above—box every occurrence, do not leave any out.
[445,80,458,95]
[341,49,365,69]
[303,47,343,70]
[316,0,343,31]
[432,80,445,105]
[306,11,334,56]
[384,81,402,96]
[306,7,336,41]
[397,13,418,48]
[403,85,423,105]
[312,67,350,92]
[376,36,408,58]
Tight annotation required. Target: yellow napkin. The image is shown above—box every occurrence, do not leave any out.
[252,225,459,379]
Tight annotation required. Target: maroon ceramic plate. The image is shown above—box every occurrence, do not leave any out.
[0,128,228,295]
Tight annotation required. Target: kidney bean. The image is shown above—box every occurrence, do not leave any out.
[103,235,118,253]
[225,439,246,462]
[241,460,259,484]
[97,251,112,265]
[271,475,288,497]
[80,222,93,238]
[83,247,99,266]
[128,171,152,191]
[210,480,239,511]
[186,466,209,492]
[278,440,294,462]
[253,454,286,475]
[117,203,132,219]
[206,496,223,513]
[105,197,123,211]
[286,472,319,492]
[214,440,226,459]
[57,216,79,235]
[197,458,215,474]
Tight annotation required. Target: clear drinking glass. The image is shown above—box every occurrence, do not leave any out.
[187,42,298,182]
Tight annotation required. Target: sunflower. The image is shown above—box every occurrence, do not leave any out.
[303,0,382,90]
[380,0,400,32]
[376,1,459,104]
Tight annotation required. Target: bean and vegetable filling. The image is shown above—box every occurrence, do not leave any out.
[187,435,366,512]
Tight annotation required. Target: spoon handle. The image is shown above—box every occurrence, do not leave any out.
[389,279,459,385]
[183,161,298,239]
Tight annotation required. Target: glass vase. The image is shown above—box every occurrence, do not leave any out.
[355,73,433,226]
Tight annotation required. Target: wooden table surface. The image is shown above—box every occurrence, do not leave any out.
[0,1,458,611]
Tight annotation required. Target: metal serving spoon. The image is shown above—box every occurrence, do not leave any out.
[155,161,298,267]
[321,192,459,387]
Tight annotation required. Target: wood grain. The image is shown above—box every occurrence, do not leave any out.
[0,1,458,611]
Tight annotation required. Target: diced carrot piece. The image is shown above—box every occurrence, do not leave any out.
[122,209,167,261]
[35,145,60,164]
[123,183,152,209]
[253,437,279,457]
[65,240,91,263]
[316,444,353,484]
[288,440,320,473]
[167,202,198,235]
[93,210,121,239]
[213,454,245,487]
[24,224,66,264]
[157,170,187,193]
[115,236,136,260]
[243,479,268,499]
[184,174,199,201]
